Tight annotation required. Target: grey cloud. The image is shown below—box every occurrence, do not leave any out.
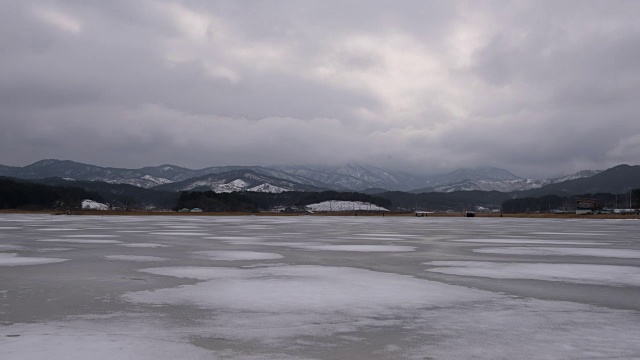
[1,0,639,178]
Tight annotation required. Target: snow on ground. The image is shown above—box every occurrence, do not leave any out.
[0,253,68,266]
[82,199,109,210]
[105,255,169,262]
[141,174,173,185]
[426,261,640,287]
[306,200,389,212]
[247,183,291,193]
[214,179,250,193]
[474,247,640,258]
[193,251,283,261]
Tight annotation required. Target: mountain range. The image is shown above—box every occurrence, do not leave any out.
[1,159,634,195]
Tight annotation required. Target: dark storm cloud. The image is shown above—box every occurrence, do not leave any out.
[1,0,639,177]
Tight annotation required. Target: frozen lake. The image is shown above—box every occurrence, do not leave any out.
[1,214,639,359]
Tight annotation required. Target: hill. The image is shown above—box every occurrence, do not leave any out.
[516,164,640,197]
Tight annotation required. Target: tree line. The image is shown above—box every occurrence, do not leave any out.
[0,177,104,210]
[174,190,392,212]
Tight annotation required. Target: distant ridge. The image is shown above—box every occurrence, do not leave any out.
[517,164,640,196]
[0,158,623,195]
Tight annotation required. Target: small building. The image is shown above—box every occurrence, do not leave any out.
[190,208,203,213]
[415,211,432,217]
[177,208,190,213]
[576,198,600,215]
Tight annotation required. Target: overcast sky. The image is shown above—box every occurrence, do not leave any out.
[1,1,639,177]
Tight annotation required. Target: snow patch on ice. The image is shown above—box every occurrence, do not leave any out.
[0,253,68,266]
[149,232,210,236]
[294,245,415,252]
[38,239,122,244]
[473,247,640,258]
[105,255,168,262]
[127,265,490,314]
[118,243,171,248]
[426,261,640,287]
[451,239,610,245]
[192,251,284,261]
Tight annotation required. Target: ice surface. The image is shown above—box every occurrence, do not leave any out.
[0,244,23,250]
[192,251,283,261]
[0,253,68,266]
[123,264,640,358]
[105,255,168,262]
[474,247,640,258]
[426,261,640,287]
[0,319,215,360]
[3,215,640,359]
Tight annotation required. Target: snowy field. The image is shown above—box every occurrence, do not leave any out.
[1,215,639,359]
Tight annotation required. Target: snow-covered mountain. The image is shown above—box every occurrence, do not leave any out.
[272,164,425,191]
[306,200,389,212]
[154,170,319,193]
[1,159,602,194]
[412,167,601,193]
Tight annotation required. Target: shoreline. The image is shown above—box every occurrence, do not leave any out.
[1,209,639,219]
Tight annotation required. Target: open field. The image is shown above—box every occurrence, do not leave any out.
[1,214,639,359]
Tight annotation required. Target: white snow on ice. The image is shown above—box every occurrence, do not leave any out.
[426,261,640,287]
[0,253,68,266]
[192,251,284,261]
[473,247,640,258]
[451,239,610,245]
[105,255,168,262]
[120,264,640,358]
[149,232,210,236]
[127,265,490,314]
[293,245,415,252]
[118,243,171,248]
[38,239,122,244]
